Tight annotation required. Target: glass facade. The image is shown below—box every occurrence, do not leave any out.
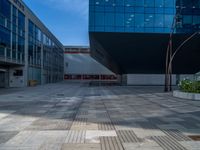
[176,0,200,33]
[0,0,11,59]
[28,20,64,84]
[89,0,200,33]
[0,0,25,63]
[0,0,64,86]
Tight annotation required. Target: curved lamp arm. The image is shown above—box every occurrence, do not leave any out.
[167,31,200,74]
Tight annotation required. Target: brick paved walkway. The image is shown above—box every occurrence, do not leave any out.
[0,83,200,150]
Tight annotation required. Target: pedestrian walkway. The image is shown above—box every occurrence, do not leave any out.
[0,83,200,150]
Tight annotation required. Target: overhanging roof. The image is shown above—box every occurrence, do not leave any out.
[90,32,200,74]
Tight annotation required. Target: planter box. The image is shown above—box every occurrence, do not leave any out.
[173,90,200,100]
[29,80,38,87]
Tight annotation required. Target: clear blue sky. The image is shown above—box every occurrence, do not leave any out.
[23,0,89,46]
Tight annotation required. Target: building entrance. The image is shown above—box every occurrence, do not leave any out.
[0,71,6,88]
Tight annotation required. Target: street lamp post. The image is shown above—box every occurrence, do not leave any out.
[165,30,200,92]
[164,3,187,92]
[164,1,200,92]
[167,31,200,83]
[165,15,177,92]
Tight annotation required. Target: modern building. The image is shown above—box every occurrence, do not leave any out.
[0,0,64,88]
[89,0,200,85]
[64,46,117,81]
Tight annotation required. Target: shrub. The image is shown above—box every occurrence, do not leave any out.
[179,79,200,93]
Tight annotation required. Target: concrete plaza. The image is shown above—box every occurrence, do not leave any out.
[0,82,200,150]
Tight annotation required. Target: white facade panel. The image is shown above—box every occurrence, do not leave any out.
[127,74,177,86]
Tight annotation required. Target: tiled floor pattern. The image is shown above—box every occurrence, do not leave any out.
[0,83,200,149]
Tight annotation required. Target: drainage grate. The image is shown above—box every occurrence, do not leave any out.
[188,135,200,141]
[17,96,24,98]
[56,94,64,96]
[100,137,124,150]
[162,129,192,141]
[152,136,188,150]
[84,94,101,97]
[98,122,115,130]
[116,130,142,143]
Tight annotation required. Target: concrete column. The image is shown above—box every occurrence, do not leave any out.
[24,15,29,87]
[41,38,44,85]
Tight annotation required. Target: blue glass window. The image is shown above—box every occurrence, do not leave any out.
[164,8,174,14]
[116,27,124,32]
[183,15,192,25]
[105,0,115,6]
[145,14,154,27]
[145,0,154,7]
[95,12,105,26]
[164,0,175,8]
[155,0,164,8]
[89,12,95,26]
[164,15,173,28]
[135,0,144,6]
[145,8,155,13]
[116,6,124,13]
[95,6,104,12]
[115,13,124,26]
[155,14,164,27]
[125,0,135,7]
[125,7,135,13]
[135,7,144,13]
[155,8,164,13]
[18,12,25,30]
[89,0,94,5]
[135,14,144,27]
[89,0,200,33]
[116,0,125,6]
[105,13,115,26]
[105,6,115,12]
[105,26,115,32]
[193,15,200,25]
[0,0,11,19]
[125,13,134,26]
[95,26,104,31]
[0,26,10,47]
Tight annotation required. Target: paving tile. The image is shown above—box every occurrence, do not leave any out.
[157,123,187,131]
[180,141,200,150]
[0,83,200,149]
[61,144,101,150]
[2,131,41,147]
[100,137,124,150]
[64,130,86,143]
[85,130,117,143]
[72,118,87,126]
[123,140,163,150]
[0,146,40,150]
[151,136,188,150]
[26,118,71,130]
[70,122,98,130]
[161,117,185,122]
[0,111,15,120]
[0,131,18,144]
[98,122,115,130]
[134,128,166,139]
[117,130,142,143]
[162,129,192,141]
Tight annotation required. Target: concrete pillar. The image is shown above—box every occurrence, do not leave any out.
[24,14,29,87]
